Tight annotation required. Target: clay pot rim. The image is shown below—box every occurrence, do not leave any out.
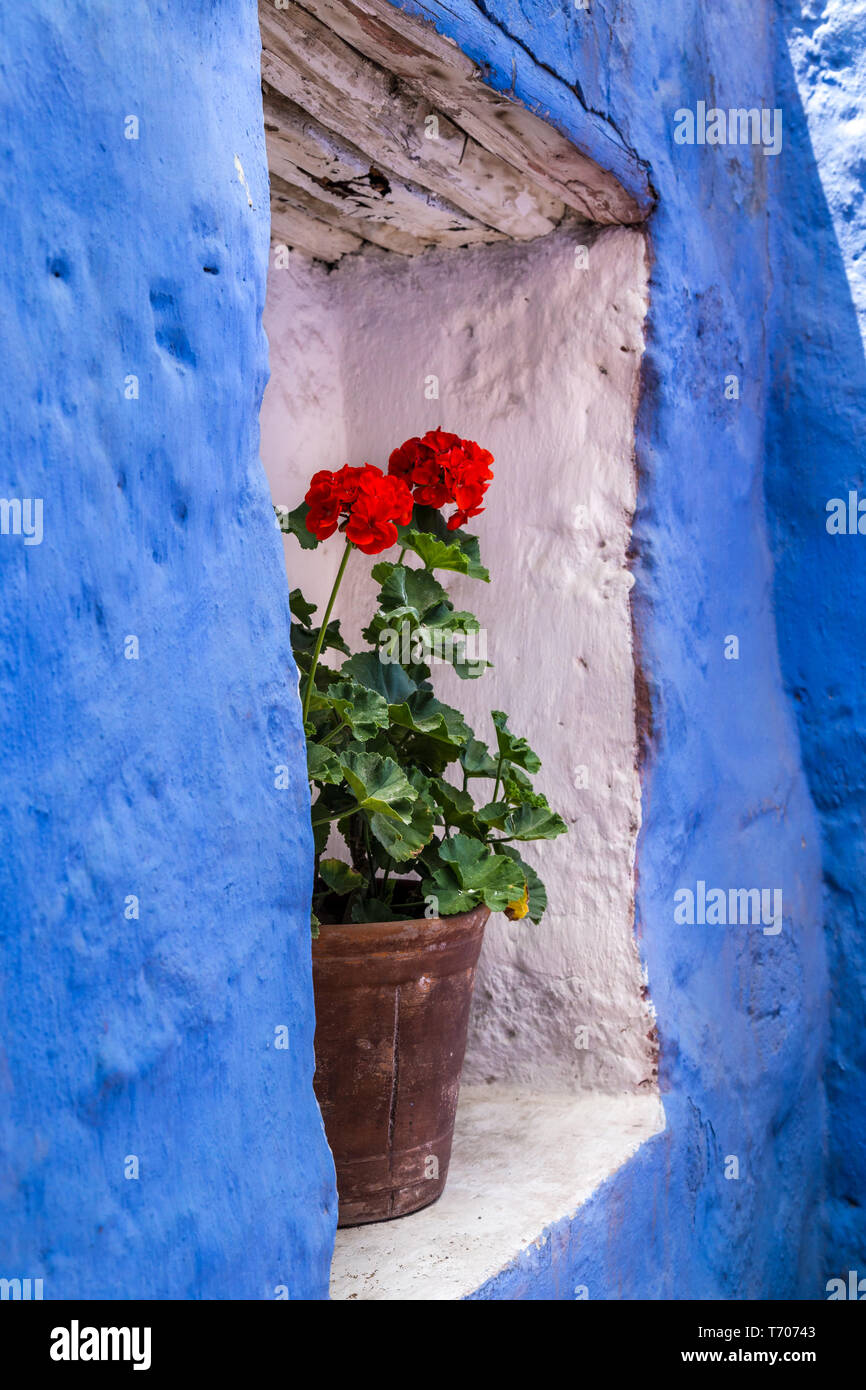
[312,902,490,957]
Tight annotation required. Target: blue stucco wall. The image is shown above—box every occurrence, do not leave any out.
[383,0,839,1298]
[767,0,866,1284]
[2,0,858,1305]
[0,0,336,1298]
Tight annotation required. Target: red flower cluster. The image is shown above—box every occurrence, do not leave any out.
[388,429,494,530]
[305,464,414,555]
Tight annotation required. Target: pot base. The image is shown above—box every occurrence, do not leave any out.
[312,906,489,1227]
[336,1173,445,1227]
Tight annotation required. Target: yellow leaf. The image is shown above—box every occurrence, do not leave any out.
[505,882,530,920]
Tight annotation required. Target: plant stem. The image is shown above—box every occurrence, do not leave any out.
[397,547,407,564]
[492,754,504,803]
[311,805,359,829]
[319,718,349,747]
[301,539,352,726]
[363,818,376,887]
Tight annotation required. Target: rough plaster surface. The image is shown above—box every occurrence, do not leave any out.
[330,1085,665,1300]
[262,223,657,1093]
[335,0,833,1300]
[0,0,336,1298]
[768,0,866,1282]
[2,0,851,1306]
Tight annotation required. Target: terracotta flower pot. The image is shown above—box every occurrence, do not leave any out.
[311,905,490,1227]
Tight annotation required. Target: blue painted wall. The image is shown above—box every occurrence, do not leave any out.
[767,0,866,1285]
[2,0,859,1304]
[0,0,336,1298]
[385,0,841,1298]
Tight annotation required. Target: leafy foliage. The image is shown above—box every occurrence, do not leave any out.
[279,482,567,929]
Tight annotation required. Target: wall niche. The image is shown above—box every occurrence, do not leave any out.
[258,0,663,1298]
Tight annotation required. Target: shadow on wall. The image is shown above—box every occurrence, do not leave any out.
[766,2,866,1284]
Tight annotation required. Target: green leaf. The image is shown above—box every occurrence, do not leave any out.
[501,804,568,841]
[307,742,342,784]
[403,506,489,580]
[424,834,525,913]
[386,691,470,774]
[364,559,486,679]
[371,562,451,619]
[367,766,436,862]
[369,799,435,861]
[339,752,416,823]
[389,691,470,748]
[451,645,491,680]
[341,651,417,704]
[406,765,439,802]
[311,910,321,938]
[419,863,477,915]
[366,614,486,685]
[438,835,526,898]
[476,800,509,828]
[491,710,542,775]
[311,816,332,856]
[292,618,350,659]
[431,779,479,833]
[289,588,317,625]
[319,858,364,896]
[324,680,389,742]
[397,528,489,581]
[460,738,500,779]
[277,501,319,550]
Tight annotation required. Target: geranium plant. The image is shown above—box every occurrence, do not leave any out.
[277,429,567,932]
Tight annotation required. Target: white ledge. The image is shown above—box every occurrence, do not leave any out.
[329,1084,666,1301]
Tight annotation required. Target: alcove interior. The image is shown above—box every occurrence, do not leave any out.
[257,0,664,1298]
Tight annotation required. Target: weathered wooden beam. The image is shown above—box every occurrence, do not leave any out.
[263,84,504,248]
[259,2,562,239]
[290,0,650,224]
[270,171,426,255]
[270,199,364,261]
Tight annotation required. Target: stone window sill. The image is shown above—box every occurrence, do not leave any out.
[328,1084,665,1300]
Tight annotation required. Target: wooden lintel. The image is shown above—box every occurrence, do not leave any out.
[264,84,505,248]
[291,0,651,224]
[270,171,427,256]
[260,3,563,239]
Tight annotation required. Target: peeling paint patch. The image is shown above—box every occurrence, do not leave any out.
[234,153,254,207]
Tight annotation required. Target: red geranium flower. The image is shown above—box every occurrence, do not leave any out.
[442,440,494,529]
[304,464,413,555]
[388,429,493,529]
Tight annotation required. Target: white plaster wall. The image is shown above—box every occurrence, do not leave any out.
[261,225,657,1092]
[260,258,348,609]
